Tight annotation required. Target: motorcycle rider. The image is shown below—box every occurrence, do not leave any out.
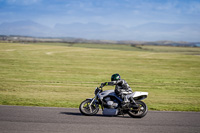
[101,73,137,107]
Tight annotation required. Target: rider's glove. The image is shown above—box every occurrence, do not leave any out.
[101,82,107,87]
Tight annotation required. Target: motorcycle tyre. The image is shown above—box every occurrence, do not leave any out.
[79,99,99,116]
[128,101,148,118]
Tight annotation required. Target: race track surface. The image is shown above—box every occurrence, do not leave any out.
[0,105,199,133]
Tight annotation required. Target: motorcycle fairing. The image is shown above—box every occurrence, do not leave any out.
[127,91,148,101]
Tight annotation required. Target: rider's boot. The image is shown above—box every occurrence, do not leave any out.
[121,96,129,108]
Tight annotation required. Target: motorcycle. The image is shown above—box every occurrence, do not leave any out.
[79,86,148,118]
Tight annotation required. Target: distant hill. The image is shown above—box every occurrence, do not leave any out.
[0,20,200,42]
[131,22,200,32]
[129,22,200,42]
[0,20,52,37]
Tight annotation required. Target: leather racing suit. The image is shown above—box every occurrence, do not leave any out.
[102,79,133,103]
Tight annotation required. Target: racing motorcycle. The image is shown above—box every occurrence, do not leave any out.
[79,86,148,118]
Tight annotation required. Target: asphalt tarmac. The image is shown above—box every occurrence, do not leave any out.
[0,105,199,133]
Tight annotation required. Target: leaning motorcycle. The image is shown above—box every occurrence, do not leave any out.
[79,86,148,118]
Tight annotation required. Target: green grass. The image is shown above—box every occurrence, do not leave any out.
[139,45,200,54]
[0,42,200,111]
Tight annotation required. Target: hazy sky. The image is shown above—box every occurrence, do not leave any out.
[1,0,200,27]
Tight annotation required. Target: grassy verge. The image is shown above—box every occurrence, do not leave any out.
[0,42,200,111]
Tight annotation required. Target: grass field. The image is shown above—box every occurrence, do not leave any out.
[0,42,200,111]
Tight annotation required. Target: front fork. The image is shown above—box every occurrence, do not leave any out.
[88,95,103,113]
[88,95,97,113]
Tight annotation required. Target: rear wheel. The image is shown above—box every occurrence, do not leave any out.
[79,99,99,116]
[128,101,148,118]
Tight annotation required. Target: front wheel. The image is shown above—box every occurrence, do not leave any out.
[79,99,99,116]
[128,101,148,118]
